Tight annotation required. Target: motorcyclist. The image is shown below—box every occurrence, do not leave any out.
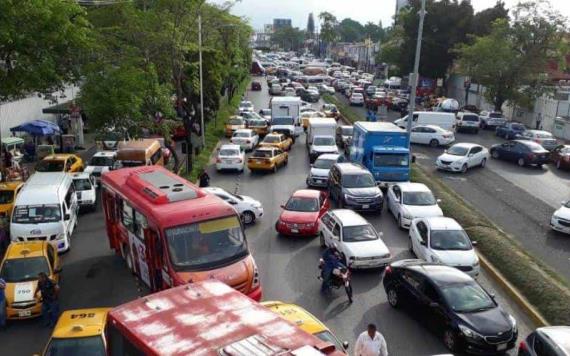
[320,245,345,293]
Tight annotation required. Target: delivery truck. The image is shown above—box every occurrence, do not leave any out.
[270,97,303,140]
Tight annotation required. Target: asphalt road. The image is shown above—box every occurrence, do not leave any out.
[0,82,534,356]
[334,92,570,283]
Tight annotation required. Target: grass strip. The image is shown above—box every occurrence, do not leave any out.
[185,78,249,181]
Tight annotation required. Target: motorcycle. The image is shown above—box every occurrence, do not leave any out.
[318,258,353,303]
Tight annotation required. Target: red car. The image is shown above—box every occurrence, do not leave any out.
[550,144,570,169]
[251,81,262,91]
[276,189,330,236]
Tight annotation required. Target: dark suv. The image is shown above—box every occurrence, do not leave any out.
[383,260,518,355]
[328,163,383,212]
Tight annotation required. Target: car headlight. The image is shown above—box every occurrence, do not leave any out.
[451,160,464,166]
[508,315,517,333]
[344,194,357,201]
[56,233,66,241]
[459,324,483,340]
[402,211,413,220]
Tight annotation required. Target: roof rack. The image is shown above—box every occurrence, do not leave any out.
[126,169,199,204]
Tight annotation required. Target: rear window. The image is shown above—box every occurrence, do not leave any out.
[462,115,479,122]
[536,132,553,139]
[512,124,525,130]
[489,112,503,118]
[524,141,546,151]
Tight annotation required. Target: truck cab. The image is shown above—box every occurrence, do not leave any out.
[349,122,410,187]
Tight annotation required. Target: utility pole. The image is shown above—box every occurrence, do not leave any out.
[198,12,205,147]
[407,0,426,151]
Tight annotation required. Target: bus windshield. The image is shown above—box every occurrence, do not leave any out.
[165,216,248,270]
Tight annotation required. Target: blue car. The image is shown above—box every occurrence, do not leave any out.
[495,122,526,140]
[490,140,550,167]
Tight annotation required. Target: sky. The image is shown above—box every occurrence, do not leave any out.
[209,0,570,31]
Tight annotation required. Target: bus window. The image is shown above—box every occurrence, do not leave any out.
[150,149,162,165]
[134,211,147,240]
[121,201,134,232]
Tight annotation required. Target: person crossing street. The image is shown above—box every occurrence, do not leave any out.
[354,323,388,356]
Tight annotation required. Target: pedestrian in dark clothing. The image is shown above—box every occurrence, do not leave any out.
[198,169,210,187]
[0,278,6,330]
[3,149,12,169]
[34,272,60,327]
[0,222,9,258]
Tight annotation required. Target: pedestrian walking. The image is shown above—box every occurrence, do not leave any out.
[0,277,6,330]
[34,272,60,328]
[198,169,210,187]
[535,113,543,130]
[354,323,388,356]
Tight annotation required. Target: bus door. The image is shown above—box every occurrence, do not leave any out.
[102,190,119,251]
[144,228,168,291]
[120,201,151,288]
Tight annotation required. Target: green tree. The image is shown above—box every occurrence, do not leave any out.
[471,1,509,36]
[363,21,386,43]
[319,11,338,56]
[338,18,364,43]
[0,0,93,101]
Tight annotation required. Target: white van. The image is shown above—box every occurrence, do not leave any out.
[394,111,456,131]
[10,173,78,253]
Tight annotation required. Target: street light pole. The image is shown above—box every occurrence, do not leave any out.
[198,12,206,147]
[407,0,427,150]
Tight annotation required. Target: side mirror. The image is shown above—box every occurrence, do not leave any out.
[228,200,237,205]
[280,204,285,209]
[472,240,478,246]
[54,266,63,274]
[561,201,567,205]
[468,153,474,157]
[444,149,448,153]
[310,164,314,168]
[420,240,426,246]
[64,214,71,221]
[429,302,439,308]
[342,341,349,350]
[436,199,442,203]
[489,292,496,300]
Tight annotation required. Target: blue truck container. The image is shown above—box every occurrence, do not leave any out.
[349,121,410,186]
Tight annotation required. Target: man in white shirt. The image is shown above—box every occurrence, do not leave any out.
[354,323,388,356]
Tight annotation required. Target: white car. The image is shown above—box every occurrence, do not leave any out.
[551,200,570,234]
[259,109,271,121]
[230,129,259,151]
[84,151,116,184]
[72,172,97,211]
[319,209,391,269]
[308,135,339,163]
[238,100,254,112]
[203,187,263,224]
[387,182,443,229]
[306,153,343,188]
[318,84,335,95]
[409,217,480,277]
[216,144,245,172]
[349,93,364,106]
[410,125,455,147]
[283,87,296,97]
[436,143,489,173]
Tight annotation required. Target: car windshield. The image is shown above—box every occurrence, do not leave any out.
[250,120,266,127]
[342,127,353,135]
[313,137,335,146]
[252,150,272,158]
[440,282,495,313]
[35,160,64,172]
[343,224,378,242]
[314,331,346,352]
[0,257,50,282]
[165,216,248,270]
[272,117,294,126]
[447,146,469,156]
[229,119,243,125]
[90,156,114,166]
[45,336,106,356]
[342,174,375,188]
[12,204,62,224]
[264,136,280,143]
[73,178,92,191]
[430,230,472,251]
[313,158,335,169]
[403,191,436,206]
[373,153,409,167]
[240,102,252,108]
[285,197,318,212]
[219,149,240,156]
[0,190,14,204]
[234,132,251,138]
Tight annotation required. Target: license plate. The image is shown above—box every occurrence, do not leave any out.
[18,310,31,317]
[497,343,507,351]
[256,160,263,164]
[291,229,299,233]
[362,204,370,209]
[223,159,232,163]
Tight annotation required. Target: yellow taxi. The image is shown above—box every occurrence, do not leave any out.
[247,147,288,173]
[322,104,339,119]
[41,308,110,355]
[247,119,270,137]
[0,241,61,320]
[262,301,348,353]
[35,154,84,173]
[259,133,293,151]
[225,116,246,138]
[301,111,326,130]
[0,181,24,218]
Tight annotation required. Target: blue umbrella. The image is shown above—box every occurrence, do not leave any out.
[10,119,61,136]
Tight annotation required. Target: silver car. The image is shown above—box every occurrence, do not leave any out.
[516,130,558,151]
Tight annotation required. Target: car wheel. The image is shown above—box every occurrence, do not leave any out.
[480,158,486,168]
[491,150,500,159]
[408,237,415,255]
[429,139,439,148]
[443,329,459,353]
[241,211,255,225]
[517,157,526,167]
[387,286,400,308]
[557,160,562,169]
[461,164,468,173]
[319,232,326,248]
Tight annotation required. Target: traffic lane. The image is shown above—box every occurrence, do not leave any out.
[413,150,570,283]
[0,196,142,355]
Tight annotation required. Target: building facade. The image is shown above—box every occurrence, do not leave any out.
[273,18,292,30]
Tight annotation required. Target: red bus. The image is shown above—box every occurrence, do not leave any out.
[101,166,261,300]
[106,280,346,356]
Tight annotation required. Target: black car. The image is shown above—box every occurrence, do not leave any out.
[490,140,550,167]
[300,89,320,103]
[518,326,570,355]
[383,260,518,354]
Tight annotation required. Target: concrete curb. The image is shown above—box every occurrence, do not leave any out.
[477,251,549,327]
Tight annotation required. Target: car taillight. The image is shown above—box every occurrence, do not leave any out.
[565,156,570,162]
[246,140,251,144]
[216,158,222,163]
[251,261,260,290]
[518,340,528,352]
[385,265,392,274]
[442,134,451,138]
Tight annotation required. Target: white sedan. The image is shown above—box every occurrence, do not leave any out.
[238,100,254,112]
[410,125,455,147]
[409,217,480,277]
[386,182,443,229]
[203,187,264,224]
[349,93,364,106]
[436,143,489,173]
[230,129,259,151]
[216,144,245,172]
[551,200,570,234]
